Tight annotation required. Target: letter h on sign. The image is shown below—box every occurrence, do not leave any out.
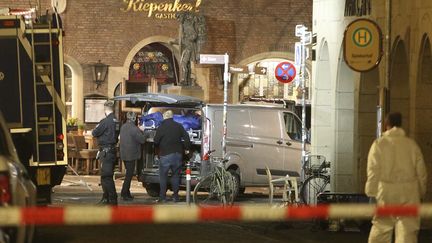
[357,31,367,43]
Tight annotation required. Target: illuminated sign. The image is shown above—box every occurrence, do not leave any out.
[344,19,382,72]
[121,0,202,19]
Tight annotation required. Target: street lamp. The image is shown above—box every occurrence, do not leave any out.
[92,60,109,89]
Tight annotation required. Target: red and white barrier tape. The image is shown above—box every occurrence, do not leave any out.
[0,204,431,226]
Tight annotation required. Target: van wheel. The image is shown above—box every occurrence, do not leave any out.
[228,170,240,200]
[144,183,160,197]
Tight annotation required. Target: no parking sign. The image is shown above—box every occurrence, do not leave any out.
[275,62,296,84]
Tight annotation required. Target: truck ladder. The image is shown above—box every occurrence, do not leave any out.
[30,21,60,164]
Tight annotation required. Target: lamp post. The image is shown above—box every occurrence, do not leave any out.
[92,60,109,89]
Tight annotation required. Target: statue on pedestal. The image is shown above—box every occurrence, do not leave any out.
[175,12,207,86]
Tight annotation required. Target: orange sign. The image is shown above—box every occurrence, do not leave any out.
[344,19,383,72]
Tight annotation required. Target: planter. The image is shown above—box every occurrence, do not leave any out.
[77,129,84,136]
[67,125,78,133]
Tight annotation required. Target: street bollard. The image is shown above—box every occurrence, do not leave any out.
[186,162,191,205]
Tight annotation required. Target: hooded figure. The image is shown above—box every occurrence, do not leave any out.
[366,112,427,243]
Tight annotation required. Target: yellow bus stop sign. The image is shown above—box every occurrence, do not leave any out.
[344,18,383,72]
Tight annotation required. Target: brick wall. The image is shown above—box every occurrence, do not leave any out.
[3,0,312,101]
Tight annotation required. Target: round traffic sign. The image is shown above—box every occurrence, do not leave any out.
[275,62,296,84]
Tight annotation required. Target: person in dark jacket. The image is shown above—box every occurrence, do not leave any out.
[119,111,147,201]
[154,110,191,202]
[92,100,119,205]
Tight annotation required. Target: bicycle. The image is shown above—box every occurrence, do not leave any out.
[193,152,235,206]
[299,154,331,205]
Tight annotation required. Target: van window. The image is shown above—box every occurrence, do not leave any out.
[283,112,302,141]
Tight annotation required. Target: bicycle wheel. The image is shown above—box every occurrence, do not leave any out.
[220,169,235,205]
[193,174,225,206]
[300,175,330,205]
[209,167,234,206]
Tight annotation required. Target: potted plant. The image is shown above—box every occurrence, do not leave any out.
[67,117,78,133]
[77,123,85,136]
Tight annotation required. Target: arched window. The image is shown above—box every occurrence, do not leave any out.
[127,43,178,93]
[64,64,73,118]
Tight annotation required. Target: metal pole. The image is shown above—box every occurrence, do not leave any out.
[376,105,382,138]
[185,162,191,205]
[300,30,307,176]
[222,53,229,159]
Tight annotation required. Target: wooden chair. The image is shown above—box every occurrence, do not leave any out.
[72,135,98,175]
[265,166,299,205]
[85,135,98,149]
[67,133,79,172]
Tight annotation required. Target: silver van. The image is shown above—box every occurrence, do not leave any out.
[204,104,304,189]
[114,93,306,198]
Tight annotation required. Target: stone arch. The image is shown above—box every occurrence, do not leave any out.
[64,55,84,121]
[311,39,333,159]
[357,66,379,192]
[420,13,432,37]
[389,37,410,134]
[120,36,181,94]
[237,51,312,73]
[123,36,179,69]
[415,34,432,201]
[334,44,359,192]
[234,51,312,103]
[392,13,408,42]
[238,52,295,66]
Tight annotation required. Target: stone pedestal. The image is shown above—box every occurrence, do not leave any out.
[162,85,204,100]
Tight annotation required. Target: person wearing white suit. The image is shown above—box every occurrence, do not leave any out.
[366,112,427,243]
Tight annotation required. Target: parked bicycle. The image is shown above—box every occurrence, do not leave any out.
[193,151,235,206]
[300,154,331,205]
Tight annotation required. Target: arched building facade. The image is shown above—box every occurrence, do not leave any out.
[1,0,313,124]
[313,0,432,199]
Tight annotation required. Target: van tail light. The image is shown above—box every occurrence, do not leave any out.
[0,172,11,205]
[202,118,211,160]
